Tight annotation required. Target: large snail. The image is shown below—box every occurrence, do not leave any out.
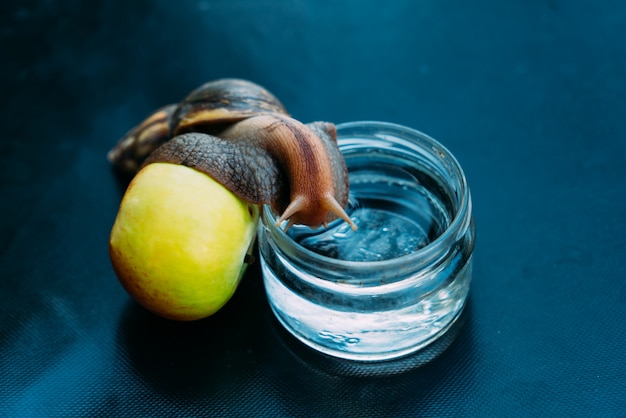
[108,78,356,230]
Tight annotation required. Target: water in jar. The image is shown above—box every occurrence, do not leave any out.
[260,135,473,361]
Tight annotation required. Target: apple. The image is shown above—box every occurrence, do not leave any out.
[109,162,259,321]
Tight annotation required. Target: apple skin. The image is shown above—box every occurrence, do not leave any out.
[109,162,259,321]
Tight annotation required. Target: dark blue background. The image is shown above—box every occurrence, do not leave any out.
[1,0,625,416]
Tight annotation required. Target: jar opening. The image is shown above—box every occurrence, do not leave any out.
[258,121,474,361]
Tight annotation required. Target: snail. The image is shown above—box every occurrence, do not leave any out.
[108,78,356,231]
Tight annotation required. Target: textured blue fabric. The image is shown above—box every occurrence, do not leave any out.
[1,0,625,416]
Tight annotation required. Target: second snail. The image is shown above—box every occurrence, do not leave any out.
[108,79,355,320]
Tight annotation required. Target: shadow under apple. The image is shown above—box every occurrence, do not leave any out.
[114,260,269,395]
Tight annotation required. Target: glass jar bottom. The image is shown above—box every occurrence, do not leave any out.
[268,297,472,376]
[261,254,471,361]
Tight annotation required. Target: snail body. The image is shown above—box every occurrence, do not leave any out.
[221,114,351,229]
[109,78,354,230]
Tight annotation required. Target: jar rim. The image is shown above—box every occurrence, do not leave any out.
[263,120,472,271]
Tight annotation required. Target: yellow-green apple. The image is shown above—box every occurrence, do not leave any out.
[109,162,259,321]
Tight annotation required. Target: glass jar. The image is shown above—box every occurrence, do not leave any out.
[258,121,475,362]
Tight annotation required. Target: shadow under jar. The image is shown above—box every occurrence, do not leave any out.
[258,121,475,362]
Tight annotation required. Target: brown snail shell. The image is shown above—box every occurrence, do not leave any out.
[172,78,289,136]
[106,104,177,174]
[108,78,288,175]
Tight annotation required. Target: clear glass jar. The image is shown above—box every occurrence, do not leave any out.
[258,121,475,362]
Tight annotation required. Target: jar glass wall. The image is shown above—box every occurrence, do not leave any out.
[258,121,475,362]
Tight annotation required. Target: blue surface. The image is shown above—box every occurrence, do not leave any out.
[1,0,625,416]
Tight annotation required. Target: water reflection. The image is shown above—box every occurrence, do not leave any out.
[114,261,269,395]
